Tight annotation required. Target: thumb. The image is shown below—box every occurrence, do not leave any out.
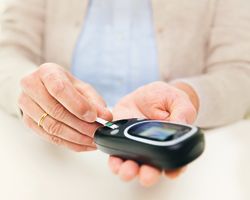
[95,104,113,122]
[74,81,112,121]
[168,102,197,124]
[143,107,170,120]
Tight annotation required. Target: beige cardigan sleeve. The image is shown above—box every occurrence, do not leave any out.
[177,0,250,128]
[0,0,44,117]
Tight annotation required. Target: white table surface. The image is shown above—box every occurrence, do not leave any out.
[0,109,249,200]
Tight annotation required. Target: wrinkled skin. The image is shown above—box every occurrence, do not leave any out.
[19,63,112,152]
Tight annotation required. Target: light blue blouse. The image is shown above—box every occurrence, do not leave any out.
[71,0,159,106]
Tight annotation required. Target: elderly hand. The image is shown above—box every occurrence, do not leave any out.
[18,63,112,152]
[108,81,199,187]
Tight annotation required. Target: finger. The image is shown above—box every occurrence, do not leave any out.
[118,160,140,181]
[168,97,197,124]
[113,105,146,120]
[39,64,97,122]
[108,156,124,174]
[19,93,95,146]
[73,78,107,107]
[133,92,170,120]
[112,96,147,120]
[20,70,99,137]
[138,165,162,187]
[22,114,96,152]
[140,107,170,120]
[165,167,187,179]
[74,81,113,121]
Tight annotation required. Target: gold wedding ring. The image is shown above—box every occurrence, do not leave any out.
[38,113,48,128]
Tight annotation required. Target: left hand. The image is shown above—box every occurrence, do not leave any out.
[108,81,199,187]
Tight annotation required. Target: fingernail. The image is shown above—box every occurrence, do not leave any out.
[82,111,96,122]
[166,174,179,179]
[99,107,112,120]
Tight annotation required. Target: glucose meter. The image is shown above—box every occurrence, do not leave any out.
[94,118,205,169]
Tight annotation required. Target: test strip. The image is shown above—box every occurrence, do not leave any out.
[96,117,119,129]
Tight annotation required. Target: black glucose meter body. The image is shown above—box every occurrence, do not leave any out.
[94,119,205,169]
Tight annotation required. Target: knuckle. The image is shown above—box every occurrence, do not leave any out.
[20,74,35,90]
[50,136,62,145]
[39,64,69,97]
[49,103,67,120]
[39,63,58,72]
[47,75,65,96]
[47,120,63,136]
[78,103,89,115]
[39,63,64,78]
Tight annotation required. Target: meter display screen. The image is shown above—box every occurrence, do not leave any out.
[128,122,191,141]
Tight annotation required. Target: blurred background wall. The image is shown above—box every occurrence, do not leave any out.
[0,1,5,14]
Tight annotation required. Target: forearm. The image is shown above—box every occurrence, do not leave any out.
[172,66,250,128]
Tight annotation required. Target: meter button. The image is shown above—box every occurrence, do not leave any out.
[110,129,119,135]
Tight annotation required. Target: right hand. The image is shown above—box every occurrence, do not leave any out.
[18,63,112,152]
